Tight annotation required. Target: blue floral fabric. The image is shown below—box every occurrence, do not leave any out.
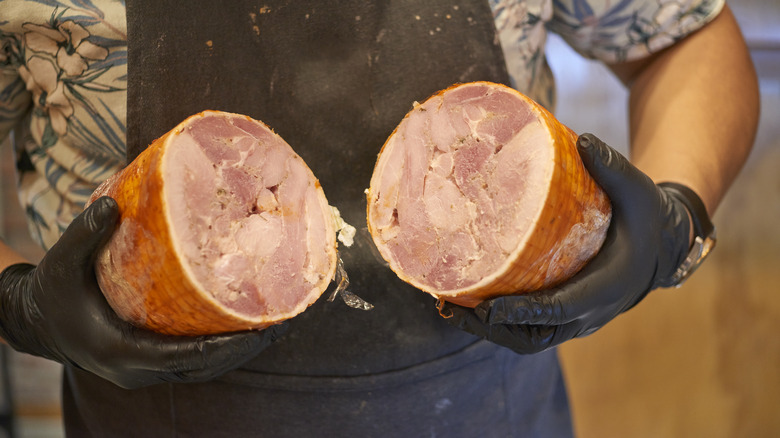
[0,0,722,250]
[490,0,724,110]
[0,0,126,249]
[548,0,725,62]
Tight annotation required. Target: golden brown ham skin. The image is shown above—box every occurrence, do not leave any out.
[367,82,612,307]
[90,111,337,335]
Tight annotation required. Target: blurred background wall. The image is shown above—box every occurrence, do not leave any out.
[0,1,777,437]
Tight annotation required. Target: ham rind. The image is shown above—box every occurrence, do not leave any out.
[367,82,612,307]
[90,110,337,335]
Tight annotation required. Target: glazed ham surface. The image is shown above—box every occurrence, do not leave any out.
[367,82,612,307]
[90,111,337,335]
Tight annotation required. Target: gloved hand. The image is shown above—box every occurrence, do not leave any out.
[0,196,286,389]
[442,133,696,354]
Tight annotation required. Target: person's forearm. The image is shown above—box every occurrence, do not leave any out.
[610,5,759,215]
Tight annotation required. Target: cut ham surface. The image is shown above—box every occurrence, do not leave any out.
[367,82,612,307]
[90,110,337,335]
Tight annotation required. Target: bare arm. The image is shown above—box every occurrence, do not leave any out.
[609,4,759,215]
[443,5,762,352]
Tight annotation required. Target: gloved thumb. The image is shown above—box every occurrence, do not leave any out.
[48,196,120,268]
[576,133,655,208]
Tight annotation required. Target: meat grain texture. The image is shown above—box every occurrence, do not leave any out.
[90,111,338,335]
[367,82,612,307]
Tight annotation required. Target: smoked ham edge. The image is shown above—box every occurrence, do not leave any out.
[367,82,612,307]
[90,111,338,336]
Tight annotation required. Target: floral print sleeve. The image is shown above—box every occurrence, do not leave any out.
[0,30,30,144]
[548,0,725,63]
[0,0,126,249]
[489,0,724,114]
[490,0,558,111]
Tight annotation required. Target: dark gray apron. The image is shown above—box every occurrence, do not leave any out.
[62,1,573,436]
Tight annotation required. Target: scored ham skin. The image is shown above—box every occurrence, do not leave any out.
[90,110,337,336]
[367,82,612,308]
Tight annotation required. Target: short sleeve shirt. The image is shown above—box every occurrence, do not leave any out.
[0,0,723,249]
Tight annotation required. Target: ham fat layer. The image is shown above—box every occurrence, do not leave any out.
[367,82,611,307]
[91,111,337,335]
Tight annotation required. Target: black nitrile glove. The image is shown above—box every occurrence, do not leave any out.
[443,133,697,354]
[0,196,286,389]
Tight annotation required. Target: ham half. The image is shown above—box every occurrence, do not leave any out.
[90,110,337,335]
[367,82,612,307]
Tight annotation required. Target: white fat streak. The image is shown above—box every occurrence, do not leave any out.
[330,206,356,247]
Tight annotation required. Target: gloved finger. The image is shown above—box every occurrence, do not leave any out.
[577,134,657,212]
[476,283,605,326]
[103,323,288,389]
[443,303,536,352]
[172,323,289,382]
[441,303,491,339]
[47,196,119,269]
[474,228,631,327]
[485,323,560,355]
[443,302,586,354]
[475,241,618,327]
[476,293,571,326]
[445,304,570,354]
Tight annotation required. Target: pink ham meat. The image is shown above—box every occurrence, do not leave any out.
[367,82,611,307]
[90,110,337,335]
